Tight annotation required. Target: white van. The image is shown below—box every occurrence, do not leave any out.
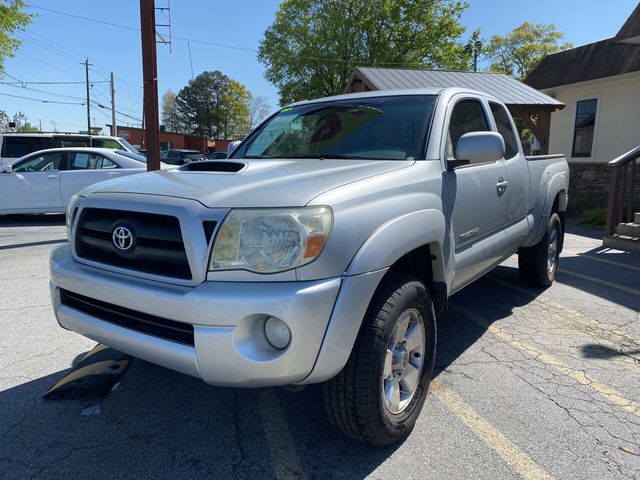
[0,133,139,165]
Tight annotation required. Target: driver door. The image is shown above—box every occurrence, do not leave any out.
[443,98,508,291]
[1,151,65,212]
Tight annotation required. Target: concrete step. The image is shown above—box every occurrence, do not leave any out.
[635,212,640,223]
[616,222,640,237]
[603,234,640,253]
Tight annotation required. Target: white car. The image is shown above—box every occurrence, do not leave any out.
[0,148,162,215]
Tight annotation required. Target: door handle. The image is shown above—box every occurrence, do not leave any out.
[496,177,508,194]
[46,174,59,179]
[107,172,120,176]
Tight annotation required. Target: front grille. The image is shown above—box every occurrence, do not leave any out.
[60,289,195,346]
[75,208,192,279]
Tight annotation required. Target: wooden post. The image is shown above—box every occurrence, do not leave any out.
[140,0,161,171]
[605,166,620,236]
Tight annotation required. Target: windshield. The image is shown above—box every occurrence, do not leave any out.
[114,150,148,163]
[231,95,436,161]
[117,138,140,154]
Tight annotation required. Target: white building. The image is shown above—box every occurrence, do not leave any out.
[525,3,640,212]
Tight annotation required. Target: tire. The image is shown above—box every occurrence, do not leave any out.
[518,212,562,287]
[322,273,437,446]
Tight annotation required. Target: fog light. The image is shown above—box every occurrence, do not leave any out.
[264,316,291,350]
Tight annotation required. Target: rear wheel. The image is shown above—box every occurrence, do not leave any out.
[322,273,436,446]
[518,212,561,287]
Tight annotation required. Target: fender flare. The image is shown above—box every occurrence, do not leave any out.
[345,208,447,277]
[528,172,568,247]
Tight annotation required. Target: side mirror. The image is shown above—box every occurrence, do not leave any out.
[227,140,241,156]
[447,132,505,171]
[1,165,13,173]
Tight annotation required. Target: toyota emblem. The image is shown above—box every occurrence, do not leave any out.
[112,225,135,252]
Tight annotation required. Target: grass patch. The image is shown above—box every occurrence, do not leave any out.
[576,207,606,227]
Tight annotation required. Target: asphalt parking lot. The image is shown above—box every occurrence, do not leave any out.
[0,215,639,480]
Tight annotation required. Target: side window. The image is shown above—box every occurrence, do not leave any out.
[447,100,489,161]
[572,98,597,158]
[489,102,519,159]
[68,152,112,169]
[1,137,52,158]
[13,152,63,172]
[93,139,119,149]
[100,157,118,169]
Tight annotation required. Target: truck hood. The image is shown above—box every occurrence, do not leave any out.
[86,159,413,207]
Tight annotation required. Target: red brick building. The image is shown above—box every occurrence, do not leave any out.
[113,126,232,154]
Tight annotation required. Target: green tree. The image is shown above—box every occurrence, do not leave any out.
[12,111,37,132]
[175,70,231,137]
[174,71,253,139]
[485,22,572,80]
[161,89,181,133]
[259,0,470,104]
[220,80,251,139]
[0,0,31,73]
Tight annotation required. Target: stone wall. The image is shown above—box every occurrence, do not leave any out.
[567,162,639,215]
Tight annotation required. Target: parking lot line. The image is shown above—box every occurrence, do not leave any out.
[451,305,640,418]
[258,389,307,480]
[558,268,640,296]
[431,380,554,480]
[569,251,640,272]
[487,275,640,352]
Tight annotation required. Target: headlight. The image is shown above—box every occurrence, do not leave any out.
[210,206,333,273]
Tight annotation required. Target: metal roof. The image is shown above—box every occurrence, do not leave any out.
[526,38,640,90]
[347,67,564,109]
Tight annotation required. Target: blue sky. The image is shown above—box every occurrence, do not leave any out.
[1,0,637,133]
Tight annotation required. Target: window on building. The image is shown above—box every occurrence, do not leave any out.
[489,102,519,159]
[572,99,597,158]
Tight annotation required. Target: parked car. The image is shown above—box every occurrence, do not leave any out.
[0,133,139,166]
[160,149,206,165]
[207,151,228,160]
[0,148,157,214]
[50,88,569,446]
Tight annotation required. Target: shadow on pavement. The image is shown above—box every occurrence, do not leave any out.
[556,253,640,312]
[581,343,640,359]
[0,214,65,228]
[0,266,547,479]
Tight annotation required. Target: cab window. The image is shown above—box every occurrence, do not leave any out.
[1,136,52,158]
[489,102,519,159]
[12,152,64,172]
[446,100,489,162]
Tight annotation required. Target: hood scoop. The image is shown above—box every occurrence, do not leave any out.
[179,160,247,173]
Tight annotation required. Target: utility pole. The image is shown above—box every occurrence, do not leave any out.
[84,58,91,134]
[140,0,160,171]
[110,72,117,137]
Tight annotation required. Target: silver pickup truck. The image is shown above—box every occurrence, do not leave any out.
[50,88,569,446]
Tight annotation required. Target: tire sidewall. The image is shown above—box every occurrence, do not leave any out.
[542,213,562,284]
[375,281,436,438]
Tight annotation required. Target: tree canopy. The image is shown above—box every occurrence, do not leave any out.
[165,71,253,139]
[485,22,572,80]
[0,0,31,73]
[258,0,471,104]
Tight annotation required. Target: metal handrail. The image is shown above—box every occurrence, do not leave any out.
[605,146,640,236]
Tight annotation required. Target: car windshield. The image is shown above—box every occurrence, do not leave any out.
[117,138,140,154]
[231,95,436,161]
[114,150,148,164]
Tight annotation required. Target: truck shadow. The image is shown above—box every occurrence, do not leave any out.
[0,266,543,480]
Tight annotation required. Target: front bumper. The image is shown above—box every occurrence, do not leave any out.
[50,244,345,387]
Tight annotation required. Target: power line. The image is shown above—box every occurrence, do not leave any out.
[0,91,84,105]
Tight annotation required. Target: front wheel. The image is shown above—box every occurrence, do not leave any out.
[518,212,562,287]
[322,273,436,446]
